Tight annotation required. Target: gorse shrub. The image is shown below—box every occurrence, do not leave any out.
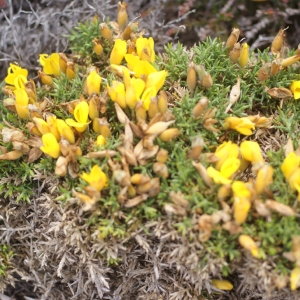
[1,1,300,296]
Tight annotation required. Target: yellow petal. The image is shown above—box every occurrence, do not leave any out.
[290,267,300,290]
[240,141,264,163]
[56,119,75,143]
[238,234,259,258]
[207,166,232,185]
[220,157,240,178]
[211,279,233,290]
[40,133,60,158]
[110,39,127,65]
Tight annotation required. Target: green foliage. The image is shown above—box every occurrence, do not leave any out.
[68,19,101,59]
[0,244,14,277]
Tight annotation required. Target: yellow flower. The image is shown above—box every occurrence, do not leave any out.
[145,70,168,92]
[232,181,252,199]
[40,133,60,158]
[220,157,240,179]
[290,267,300,290]
[107,81,126,108]
[125,54,157,78]
[281,152,300,179]
[211,279,233,291]
[5,63,28,89]
[86,70,101,96]
[232,180,252,224]
[80,165,108,191]
[224,116,255,135]
[39,53,61,76]
[290,81,300,100]
[56,119,75,143]
[110,39,127,65]
[136,36,155,62]
[287,168,300,191]
[13,89,29,119]
[66,101,90,132]
[240,141,264,163]
[215,141,239,170]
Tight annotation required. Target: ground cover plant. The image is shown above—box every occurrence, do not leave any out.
[0,2,300,300]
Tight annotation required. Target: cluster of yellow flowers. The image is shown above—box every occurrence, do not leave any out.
[1,1,300,292]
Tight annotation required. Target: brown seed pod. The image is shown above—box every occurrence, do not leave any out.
[226,28,240,51]
[192,97,209,119]
[229,42,241,63]
[153,162,169,178]
[270,59,281,76]
[257,65,269,82]
[271,28,287,54]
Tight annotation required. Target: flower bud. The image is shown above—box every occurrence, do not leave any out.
[148,97,159,119]
[217,184,231,200]
[135,101,146,121]
[131,173,151,185]
[66,62,76,80]
[100,23,113,41]
[239,43,249,68]
[93,118,111,137]
[156,148,168,163]
[117,1,128,29]
[187,62,197,94]
[159,128,180,142]
[201,72,213,88]
[25,79,37,102]
[38,70,53,87]
[96,135,107,146]
[238,234,259,258]
[123,22,139,40]
[157,90,168,113]
[92,38,103,56]
[192,97,209,119]
[89,96,99,120]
